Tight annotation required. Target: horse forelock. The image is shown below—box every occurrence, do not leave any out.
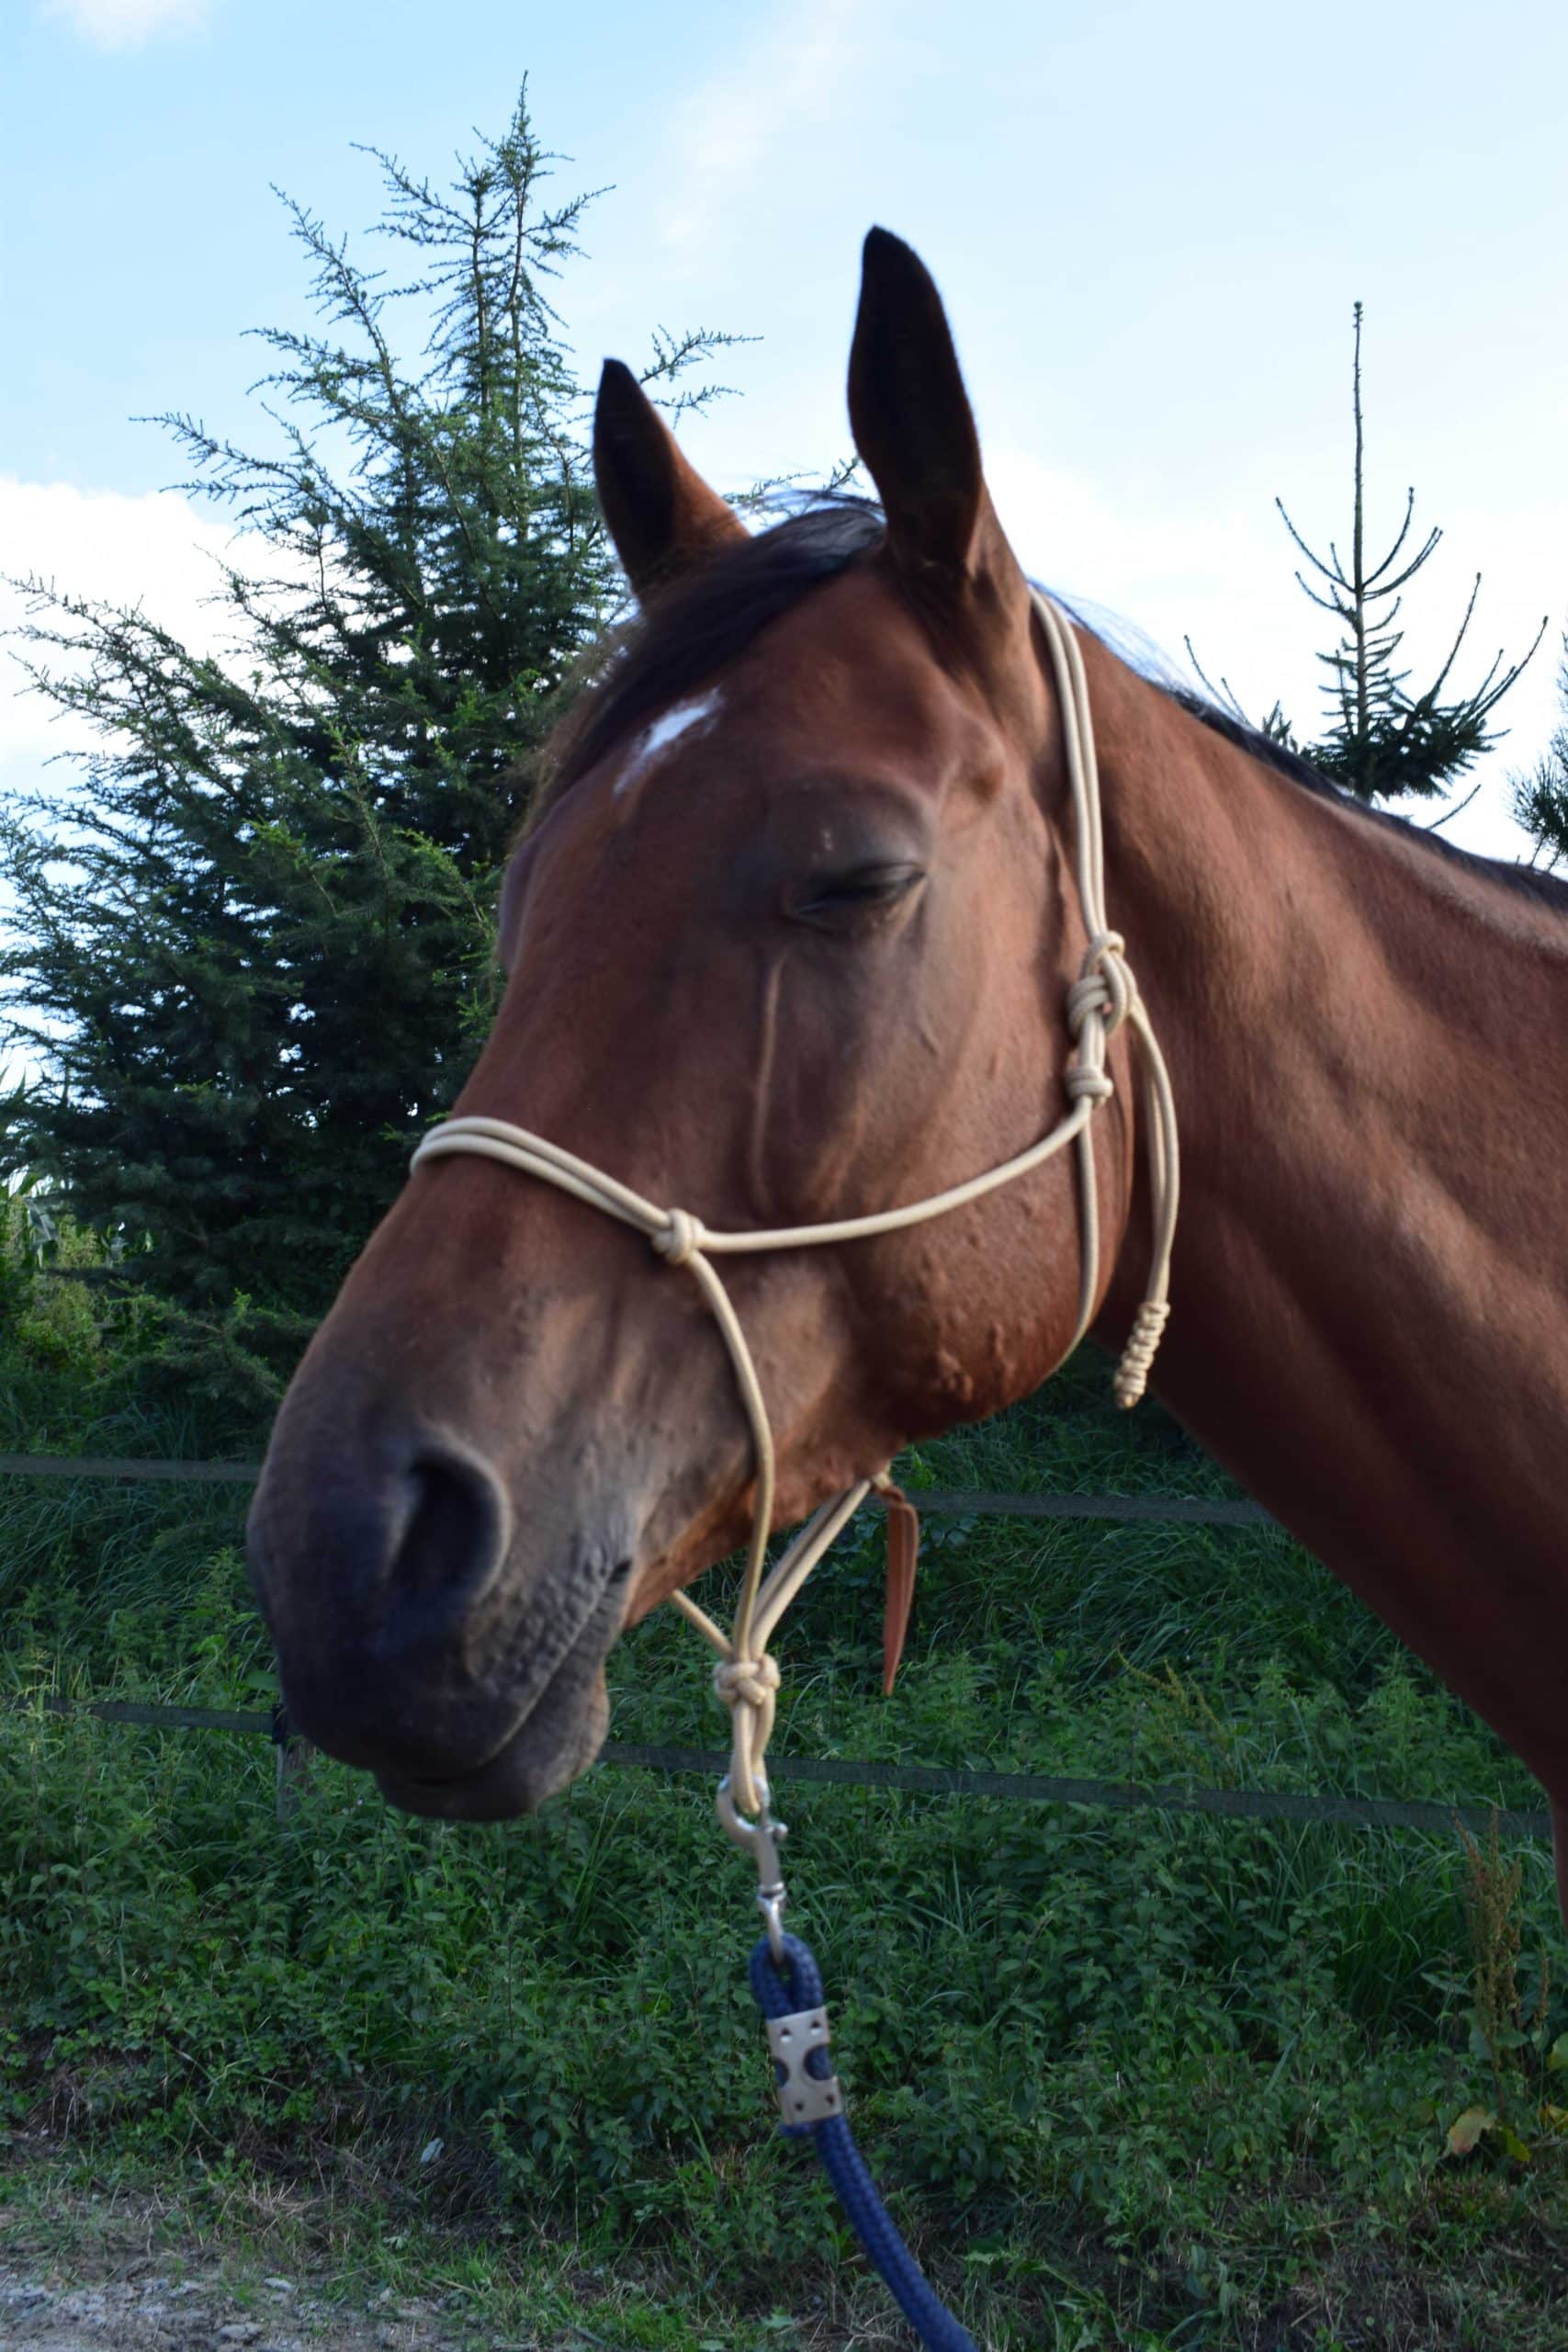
[533,500,887,828]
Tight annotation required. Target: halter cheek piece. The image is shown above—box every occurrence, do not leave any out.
[411,593,1180,1818]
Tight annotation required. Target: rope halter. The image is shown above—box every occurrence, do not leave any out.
[409,592,1180,1816]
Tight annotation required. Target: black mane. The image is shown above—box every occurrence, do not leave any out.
[543,498,1568,915]
[1157,688,1568,913]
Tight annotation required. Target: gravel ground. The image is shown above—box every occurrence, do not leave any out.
[0,2267,483,2352]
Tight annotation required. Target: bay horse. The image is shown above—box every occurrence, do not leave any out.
[246,229,1568,1930]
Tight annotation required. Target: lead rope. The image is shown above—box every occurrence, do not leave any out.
[410,592,1179,2350]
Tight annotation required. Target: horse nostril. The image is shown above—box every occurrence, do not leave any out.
[387,1450,508,1622]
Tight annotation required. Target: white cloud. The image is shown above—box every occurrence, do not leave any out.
[658,0,884,259]
[42,0,209,52]
[0,475,238,780]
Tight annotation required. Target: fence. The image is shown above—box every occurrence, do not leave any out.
[0,1453,1269,1524]
[0,1452,1551,1841]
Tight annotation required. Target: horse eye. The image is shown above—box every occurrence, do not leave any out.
[790,865,926,930]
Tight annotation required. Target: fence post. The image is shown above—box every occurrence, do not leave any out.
[272,1703,311,1823]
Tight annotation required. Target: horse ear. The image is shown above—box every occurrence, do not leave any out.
[593,360,748,598]
[848,228,1015,592]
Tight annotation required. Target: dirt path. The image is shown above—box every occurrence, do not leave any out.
[0,2265,479,2352]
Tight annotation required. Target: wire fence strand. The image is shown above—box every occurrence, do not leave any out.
[0,1453,1270,1524]
[4,1453,1544,1835]
[3,1696,1548,1838]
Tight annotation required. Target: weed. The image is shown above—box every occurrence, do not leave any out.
[1446,1815,1565,2168]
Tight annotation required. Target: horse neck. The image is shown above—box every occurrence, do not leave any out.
[1077,630,1568,1804]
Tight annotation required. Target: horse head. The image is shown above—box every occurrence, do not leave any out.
[246,231,1142,1817]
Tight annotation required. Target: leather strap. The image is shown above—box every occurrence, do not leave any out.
[878,1481,921,1694]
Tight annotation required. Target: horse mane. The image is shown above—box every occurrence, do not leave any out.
[1155,687,1568,914]
[538,497,1568,916]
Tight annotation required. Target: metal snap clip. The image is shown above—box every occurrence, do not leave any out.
[716,1773,789,1961]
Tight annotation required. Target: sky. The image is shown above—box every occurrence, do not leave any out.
[3,0,1567,868]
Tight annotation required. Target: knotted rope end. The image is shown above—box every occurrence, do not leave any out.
[1113,1298,1170,1410]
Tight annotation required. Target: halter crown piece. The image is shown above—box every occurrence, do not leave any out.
[412,594,1180,1818]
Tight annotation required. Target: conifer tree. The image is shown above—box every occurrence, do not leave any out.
[1190,304,1543,802]
[1,94,732,1328]
[1515,623,1568,866]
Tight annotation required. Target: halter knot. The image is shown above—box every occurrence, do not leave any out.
[714,1653,782,1713]
[716,1653,784,1804]
[1067,931,1133,1038]
[1065,1062,1116,1103]
[654,1207,705,1268]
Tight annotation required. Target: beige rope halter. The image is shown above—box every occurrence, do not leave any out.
[411,593,1179,1815]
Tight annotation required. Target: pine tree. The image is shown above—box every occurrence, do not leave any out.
[1190,303,1543,802]
[1514,622,1568,866]
[1,93,732,1330]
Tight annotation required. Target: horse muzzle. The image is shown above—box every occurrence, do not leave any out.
[245,1420,632,1815]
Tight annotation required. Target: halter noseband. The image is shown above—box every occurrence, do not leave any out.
[410,592,1179,1814]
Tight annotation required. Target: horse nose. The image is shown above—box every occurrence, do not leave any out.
[248,1433,514,1773]
[376,1444,511,1653]
[252,1435,509,1656]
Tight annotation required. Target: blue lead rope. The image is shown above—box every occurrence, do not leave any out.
[748,1931,979,2352]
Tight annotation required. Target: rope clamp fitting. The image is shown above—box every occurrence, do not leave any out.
[716,1773,789,1962]
[765,2004,842,2127]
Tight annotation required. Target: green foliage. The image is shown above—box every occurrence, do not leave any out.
[1444,1815,1565,2165]
[0,1188,106,1377]
[0,1199,275,1616]
[0,90,734,1322]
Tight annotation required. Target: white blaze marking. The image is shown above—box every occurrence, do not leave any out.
[612,691,723,797]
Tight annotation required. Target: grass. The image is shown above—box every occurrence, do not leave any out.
[0,1214,1565,2347]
